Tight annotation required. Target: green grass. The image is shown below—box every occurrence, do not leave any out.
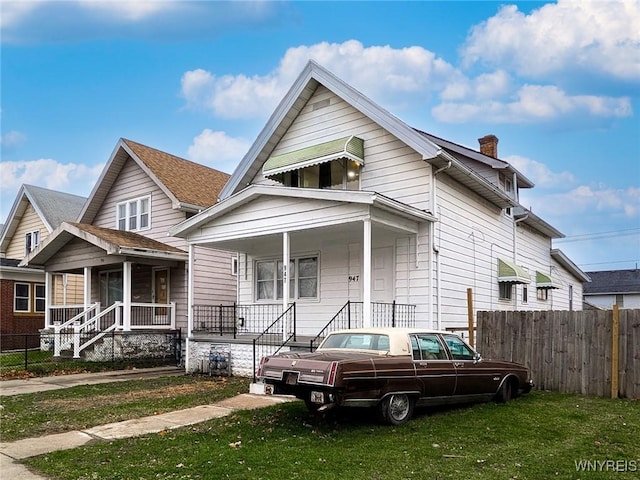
[0,375,250,442]
[20,391,640,480]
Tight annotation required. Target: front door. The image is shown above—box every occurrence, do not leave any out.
[372,246,394,303]
[153,268,169,324]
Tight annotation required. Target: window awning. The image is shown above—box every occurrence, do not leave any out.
[536,271,563,289]
[263,136,364,177]
[498,258,531,284]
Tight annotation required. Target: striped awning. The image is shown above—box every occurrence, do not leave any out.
[498,258,531,284]
[536,271,563,289]
[263,136,364,177]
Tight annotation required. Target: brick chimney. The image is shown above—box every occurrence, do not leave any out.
[478,134,499,158]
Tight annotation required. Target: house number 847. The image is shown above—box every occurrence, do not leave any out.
[349,275,360,282]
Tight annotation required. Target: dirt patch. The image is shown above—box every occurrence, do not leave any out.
[39,380,226,411]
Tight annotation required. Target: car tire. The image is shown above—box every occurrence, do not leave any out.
[378,393,415,425]
[497,379,513,403]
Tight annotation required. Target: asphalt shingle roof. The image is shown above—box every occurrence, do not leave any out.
[25,185,86,229]
[123,139,231,209]
[584,269,640,294]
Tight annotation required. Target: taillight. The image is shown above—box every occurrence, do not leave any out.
[327,361,338,386]
[257,357,267,378]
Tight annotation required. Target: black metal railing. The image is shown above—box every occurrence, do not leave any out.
[251,303,296,381]
[309,301,416,351]
[192,303,284,337]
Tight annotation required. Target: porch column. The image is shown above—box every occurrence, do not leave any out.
[123,261,132,331]
[282,231,290,342]
[83,267,91,311]
[45,271,53,328]
[186,244,195,373]
[363,218,372,327]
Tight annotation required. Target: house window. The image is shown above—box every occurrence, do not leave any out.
[277,159,360,191]
[256,256,319,301]
[499,174,514,216]
[537,288,549,301]
[615,294,624,307]
[13,283,44,313]
[100,270,123,306]
[116,195,150,232]
[231,257,239,276]
[14,283,30,312]
[522,285,528,304]
[25,230,40,255]
[499,283,513,300]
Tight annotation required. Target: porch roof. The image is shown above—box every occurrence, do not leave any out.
[170,184,436,244]
[20,222,188,267]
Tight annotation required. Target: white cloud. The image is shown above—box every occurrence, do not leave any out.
[180,40,458,119]
[0,158,103,220]
[521,184,640,219]
[78,1,176,21]
[433,84,632,123]
[0,130,27,149]
[507,155,576,188]
[462,0,640,82]
[187,130,250,174]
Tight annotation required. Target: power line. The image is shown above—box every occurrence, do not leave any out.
[555,227,640,243]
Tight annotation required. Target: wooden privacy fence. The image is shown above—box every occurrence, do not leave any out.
[476,308,640,399]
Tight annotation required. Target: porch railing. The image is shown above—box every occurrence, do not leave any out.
[192,303,283,337]
[252,303,296,381]
[53,303,101,356]
[309,301,416,351]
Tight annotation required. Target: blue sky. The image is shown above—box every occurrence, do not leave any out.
[1,0,639,272]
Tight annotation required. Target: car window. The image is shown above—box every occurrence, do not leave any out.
[321,333,390,351]
[411,334,447,360]
[443,335,476,360]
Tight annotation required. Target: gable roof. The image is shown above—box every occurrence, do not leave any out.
[20,221,187,267]
[583,269,640,295]
[551,249,591,283]
[0,184,86,253]
[219,61,518,210]
[79,138,230,223]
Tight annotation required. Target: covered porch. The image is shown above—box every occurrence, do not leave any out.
[21,222,187,358]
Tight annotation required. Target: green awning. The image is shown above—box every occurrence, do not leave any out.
[536,271,562,289]
[263,136,364,177]
[498,258,531,284]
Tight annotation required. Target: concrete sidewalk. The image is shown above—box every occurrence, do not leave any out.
[0,368,295,479]
[0,366,184,396]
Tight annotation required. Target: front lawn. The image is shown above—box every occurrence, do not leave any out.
[23,391,640,480]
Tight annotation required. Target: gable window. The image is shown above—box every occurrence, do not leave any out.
[499,283,513,300]
[256,256,319,301]
[263,136,364,191]
[116,195,150,232]
[499,174,514,216]
[25,230,40,255]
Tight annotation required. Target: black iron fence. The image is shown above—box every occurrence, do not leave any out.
[0,330,182,376]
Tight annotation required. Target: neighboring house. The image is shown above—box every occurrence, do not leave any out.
[170,61,589,375]
[20,139,237,359]
[0,185,86,350]
[584,269,640,309]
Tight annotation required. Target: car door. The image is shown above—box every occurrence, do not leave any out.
[411,334,456,402]
[442,334,497,396]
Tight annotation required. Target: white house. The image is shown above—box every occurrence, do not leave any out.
[584,269,640,309]
[171,61,589,375]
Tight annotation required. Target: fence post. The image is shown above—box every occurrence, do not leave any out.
[347,301,351,329]
[611,305,620,399]
[293,303,297,342]
[233,302,237,339]
[467,288,474,347]
[392,300,396,327]
[219,304,223,336]
[252,339,257,383]
[24,334,29,371]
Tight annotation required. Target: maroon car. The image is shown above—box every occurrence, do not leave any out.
[257,328,533,425]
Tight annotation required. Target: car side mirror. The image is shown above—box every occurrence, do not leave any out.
[473,353,482,364]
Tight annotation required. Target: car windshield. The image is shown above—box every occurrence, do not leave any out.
[320,333,390,351]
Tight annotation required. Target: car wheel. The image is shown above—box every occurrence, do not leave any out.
[379,393,414,425]
[497,379,513,403]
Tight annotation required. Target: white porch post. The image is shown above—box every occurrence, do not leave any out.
[123,261,132,331]
[186,244,195,373]
[363,218,372,328]
[282,231,290,342]
[83,267,91,311]
[45,271,52,328]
